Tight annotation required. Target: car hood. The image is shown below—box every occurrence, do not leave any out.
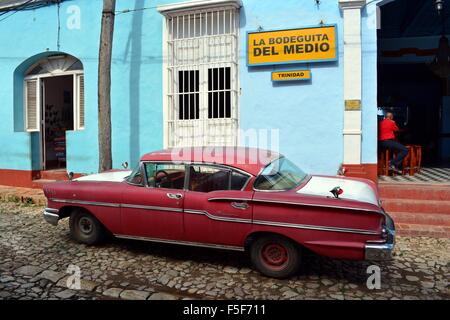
[74,170,132,182]
[297,176,379,206]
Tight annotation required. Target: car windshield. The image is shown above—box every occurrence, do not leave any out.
[126,163,144,185]
[253,157,307,191]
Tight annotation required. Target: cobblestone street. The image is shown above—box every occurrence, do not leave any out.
[0,202,448,300]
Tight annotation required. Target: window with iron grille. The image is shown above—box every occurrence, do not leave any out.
[165,6,239,148]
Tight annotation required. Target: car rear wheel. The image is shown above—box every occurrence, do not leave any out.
[69,210,106,245]
[250,234,301,279]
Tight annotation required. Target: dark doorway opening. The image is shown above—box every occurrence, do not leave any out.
[377,0,450,183]
[378,63,444,166]
[41,75,74,170]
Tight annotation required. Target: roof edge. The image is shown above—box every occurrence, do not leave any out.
[0,0,38,10]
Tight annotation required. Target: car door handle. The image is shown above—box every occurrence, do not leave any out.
[167,193,183,200]
[231,202,249,210]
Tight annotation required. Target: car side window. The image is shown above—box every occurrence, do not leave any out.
[188,165,248,192]
[230,171,249,190]
[144,163,185,190]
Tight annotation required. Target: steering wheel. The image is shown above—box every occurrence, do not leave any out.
[155,170,173,188]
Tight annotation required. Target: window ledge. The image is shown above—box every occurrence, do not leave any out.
[157,0,242,15]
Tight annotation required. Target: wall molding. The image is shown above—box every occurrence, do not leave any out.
[157,0,242,15]
[339,0,367,10]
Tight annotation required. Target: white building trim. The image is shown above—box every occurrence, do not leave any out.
[157,0,242,16]
[339,0,366,165]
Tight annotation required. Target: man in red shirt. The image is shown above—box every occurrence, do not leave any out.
[379,112,408,173]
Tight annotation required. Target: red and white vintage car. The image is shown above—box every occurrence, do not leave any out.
[43,147,395,278]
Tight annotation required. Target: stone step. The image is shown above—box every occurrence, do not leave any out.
[31,179,56,188]
[39,170,69,181]
[395,223,450,238]
[379,184,450,201]
[389,212,450,227]
[382,199,450,215]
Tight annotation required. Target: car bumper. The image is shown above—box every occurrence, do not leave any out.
[365,213,396,261]
[43,208,59,226]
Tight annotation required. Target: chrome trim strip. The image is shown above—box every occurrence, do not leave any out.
[114,234,245,252]
[50,198,182,213]
[251,198,383,214]
[50,198,121,208]
[184,209,252,224]
[208,197,252,202]
[253,219,380,236]
[50,199,379,236]
[184,208,377,235]
[121,203,183,213]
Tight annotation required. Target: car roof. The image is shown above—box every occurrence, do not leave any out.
[140,147,281,176]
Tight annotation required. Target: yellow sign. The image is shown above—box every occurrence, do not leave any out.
[272,70,311,82]
[345,100,362,111]
[248,25,337,66]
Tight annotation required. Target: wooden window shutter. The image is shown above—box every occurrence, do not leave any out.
[77,74,85,129]
[25,79,39,132]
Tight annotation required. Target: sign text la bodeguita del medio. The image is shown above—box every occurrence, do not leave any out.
[248,25,337,66]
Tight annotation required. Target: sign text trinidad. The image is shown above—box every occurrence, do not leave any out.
[247,25,337,66]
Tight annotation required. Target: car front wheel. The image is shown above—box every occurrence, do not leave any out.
[69,210,106,245]
[250,235,301,279]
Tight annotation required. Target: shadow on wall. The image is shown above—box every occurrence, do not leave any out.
[122,0,144,166]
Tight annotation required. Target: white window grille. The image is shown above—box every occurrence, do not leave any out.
[164,6,239,148]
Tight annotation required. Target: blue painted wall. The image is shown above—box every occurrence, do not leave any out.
[0,0,378,177]
[238,0,344,175]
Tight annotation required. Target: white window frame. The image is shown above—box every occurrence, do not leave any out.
[160,0,241,148]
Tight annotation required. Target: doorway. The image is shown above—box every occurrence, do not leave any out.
[40,75,74,170]
[23,53,84,173]
[377,0,450,183]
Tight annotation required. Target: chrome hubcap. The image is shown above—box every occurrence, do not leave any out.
[78,217,93,235]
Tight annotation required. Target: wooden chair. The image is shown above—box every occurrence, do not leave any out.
[378,149,391,176]
[412,145,422,174]
[402,145,415,176]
